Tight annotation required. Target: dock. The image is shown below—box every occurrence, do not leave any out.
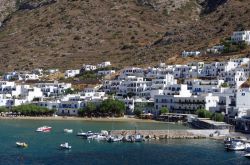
[110,129,230,140]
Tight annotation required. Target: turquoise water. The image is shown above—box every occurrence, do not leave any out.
[0,120,249,165]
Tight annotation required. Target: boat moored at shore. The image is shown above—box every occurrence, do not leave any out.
[36,126,52,132]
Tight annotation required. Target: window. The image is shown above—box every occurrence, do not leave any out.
[242,93,245,96]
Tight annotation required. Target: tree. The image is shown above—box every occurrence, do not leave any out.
[78,109,85,117]
[99,99,125,117]
[85,102,97,116]
[221,82,229,88]
[195,109,212,118]
[160,107,169,115]
[64,88,75,95]
[134,109,142,118]
[211,113,224,122]
[12,104,55,116]
[0,106,8,113]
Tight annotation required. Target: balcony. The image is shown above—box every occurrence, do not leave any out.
[175,100,205,104]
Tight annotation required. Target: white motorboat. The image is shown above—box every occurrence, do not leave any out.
[60,142,71,149]
[64,129,73,133]
[16,142,28,148]
[227,140,245,151]
[87,134,97,140]
[244,153,250,158]
[77,131,97,138]
[134,134,144,142]
[123,135,135,143]
[36,126,52,132]
[107,135,123,142]
[95,134,108,141]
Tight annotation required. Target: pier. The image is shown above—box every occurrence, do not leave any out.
[110,129,230,140]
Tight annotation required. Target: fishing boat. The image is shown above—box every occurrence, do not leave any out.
[64,129,73,133]
[95,134,108,141]
[134,134,144,142]
[87,134,97,140]
[16,142,28,148]
[36,126,52,132]
[107,135,123,142]
[60,142,71,149]
[123,135,135,143]
[227,140,245,151]
[77,131,97,138]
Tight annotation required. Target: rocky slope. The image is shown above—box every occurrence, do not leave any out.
[0,0,249,71]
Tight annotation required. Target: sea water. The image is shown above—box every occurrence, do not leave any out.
[0,120,249,165]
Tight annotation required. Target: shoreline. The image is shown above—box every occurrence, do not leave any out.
[0,116,164,123]
[1,116,250,140]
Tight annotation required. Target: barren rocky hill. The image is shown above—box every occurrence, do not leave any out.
[0,0,249,71]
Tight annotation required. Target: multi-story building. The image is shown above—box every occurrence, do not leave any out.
[231,31,250,45]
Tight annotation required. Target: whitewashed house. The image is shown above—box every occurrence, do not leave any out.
[36,82,72,97]
[119,67,144,79]
[97,61,111,68]
[19,73,40,81]
[231,31,250,45]
[154,84,219,115]
[182,51,201,57]
[47,69,59,74]
[97,70,115,76]
[207,45,224,54]
[65,70,80,78]
[82,64,97,71]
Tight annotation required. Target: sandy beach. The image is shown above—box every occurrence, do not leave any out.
[0,115,163,123]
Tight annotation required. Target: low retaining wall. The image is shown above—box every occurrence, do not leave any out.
[110,129,229,139]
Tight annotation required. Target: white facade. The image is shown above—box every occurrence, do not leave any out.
[235,88,250,118]
[231,31,250,44]
[82,64,97,71]
[182,51,201,57]
[36,82,72,97]
[97,70,115,76]
[97,61,111,68]
[154,85,219,115]
[65,70,80,78]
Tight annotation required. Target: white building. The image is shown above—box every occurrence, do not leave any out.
[207,45,224,54]
[154,84,219,115]
[182,51,201,57]
[65,70,80,78]
[82,64,97,71]
[36,82,72,97]
[231,31,250,45]
[233,88,250,118]
[97,70,115,76]
[97,61,111,68]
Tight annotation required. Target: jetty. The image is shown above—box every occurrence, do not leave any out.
[110,129,230,140]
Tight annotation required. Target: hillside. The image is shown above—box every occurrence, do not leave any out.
[0,0,250,71]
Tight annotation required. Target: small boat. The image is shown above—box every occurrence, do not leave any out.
[107,135,123,142]
[244,153,250,158]
[227,140,245,151]
[134,134,144,142]
[123,135,135,143]
[87,134,97,140]
[64,129,73,133]
[77,131,97,138]
[94,134,108,141]
[60,142,71,149]
[36,126,52,132]
[16,142,28,148]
